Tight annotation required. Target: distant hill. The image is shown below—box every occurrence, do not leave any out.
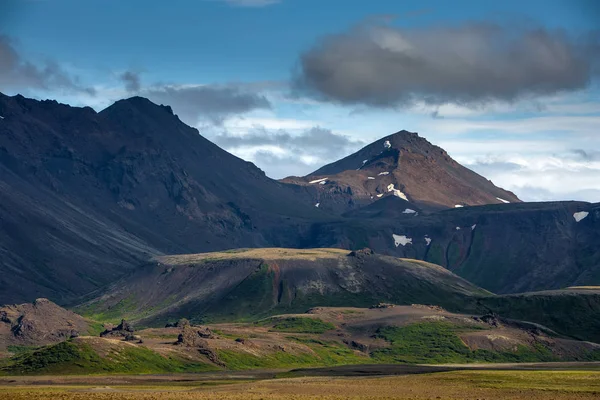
[75,248,490,326]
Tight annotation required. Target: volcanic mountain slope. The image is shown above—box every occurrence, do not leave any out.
[76,248,491,327]
[0,93,325,304]
[307,200,600,294]
[282,130,520,214]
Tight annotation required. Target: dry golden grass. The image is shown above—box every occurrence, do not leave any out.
[567,286,600,290]
[156,248,349,264]
[2,370,599,400]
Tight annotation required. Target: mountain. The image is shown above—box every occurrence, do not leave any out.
[0,93,326,304]
[1,92,598,305]
[75,248,490,326]
[281,130,520,214]
[308,201,600,294]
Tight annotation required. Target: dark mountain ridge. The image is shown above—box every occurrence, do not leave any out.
[0,92,598,305]
[0,93,326,304]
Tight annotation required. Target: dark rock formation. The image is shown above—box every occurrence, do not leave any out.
[100,319,135,338]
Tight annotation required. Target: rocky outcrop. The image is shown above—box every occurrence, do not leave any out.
[0,298,89,350]
[177,325,216,346]
[165,318,191,328]
[473,313,502,328]
[176,325,223,366]
[100,319,136,339]
[348,248,374,258]
[370,303,396,309]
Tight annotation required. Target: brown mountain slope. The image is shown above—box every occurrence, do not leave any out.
[282,130,520,214]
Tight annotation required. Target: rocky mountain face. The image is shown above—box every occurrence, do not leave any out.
[281,130,520,214]
[0,93,324,304]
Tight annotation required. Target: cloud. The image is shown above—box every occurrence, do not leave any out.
[0,35,96,96]
[211,126,365,178]
[118,72,272,125]
[294,21,600,107]
[458,153,600,203]
[145,85,271,125]
[572,149,600,161]
[119,71,141,92]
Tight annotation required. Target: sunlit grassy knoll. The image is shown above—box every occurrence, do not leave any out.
[155,248,349,264]
[567,286,600,290]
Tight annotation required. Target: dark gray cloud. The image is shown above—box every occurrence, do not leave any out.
[119,71,272,124]
[572,149,600,161]
[212,127,365,178]
[0,35,96,96]
[120,71,141,92]
[294,22,600,107]
[144,85,272,125]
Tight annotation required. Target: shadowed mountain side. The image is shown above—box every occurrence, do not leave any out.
[303,201,600,294]
[0,93,328,304]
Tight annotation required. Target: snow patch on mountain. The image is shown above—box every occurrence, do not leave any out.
[573,211,589,222]
[393,234,412,247]
[309,178,328,184]
[387,184,408,201]
[496,197,510,204]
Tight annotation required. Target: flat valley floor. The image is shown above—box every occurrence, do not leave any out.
[2,366,600,400]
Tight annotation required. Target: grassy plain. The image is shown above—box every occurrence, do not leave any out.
[1,369,599,399]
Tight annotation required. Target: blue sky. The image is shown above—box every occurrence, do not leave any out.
[1,0,599,201]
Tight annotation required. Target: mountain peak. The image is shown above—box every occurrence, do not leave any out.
[101,96,175,118]
[295,130,520,212]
